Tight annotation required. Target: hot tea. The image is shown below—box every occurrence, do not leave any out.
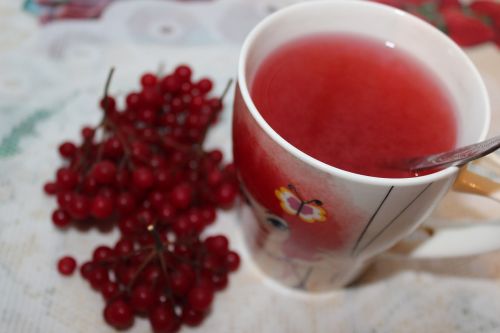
[251,33,458,178]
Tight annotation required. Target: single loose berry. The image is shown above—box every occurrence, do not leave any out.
[57,256,77,276]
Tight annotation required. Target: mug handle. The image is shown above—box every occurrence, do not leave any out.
[398,154,500,258]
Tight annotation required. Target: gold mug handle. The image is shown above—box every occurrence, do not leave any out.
[453,154,500,202]
[390,154,500,257]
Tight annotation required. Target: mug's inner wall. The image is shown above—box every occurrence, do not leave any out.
[243,1,489,149]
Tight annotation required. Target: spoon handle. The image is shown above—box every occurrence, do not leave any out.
[410,135,500,172]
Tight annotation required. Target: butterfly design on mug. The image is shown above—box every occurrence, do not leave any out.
[275,184,327,223]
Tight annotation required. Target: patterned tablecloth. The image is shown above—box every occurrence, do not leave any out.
[1,0,500,332]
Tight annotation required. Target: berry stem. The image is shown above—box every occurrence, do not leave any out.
[126,250,156,292]
[220,78,234,102]
[147,225,171,281]
[103,67,115,108]
[147,224,165,252]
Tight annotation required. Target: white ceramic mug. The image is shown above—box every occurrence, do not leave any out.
[232,0,499,292]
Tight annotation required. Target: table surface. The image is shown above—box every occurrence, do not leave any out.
[1,1,500,332]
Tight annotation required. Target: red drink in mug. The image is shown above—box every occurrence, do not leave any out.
[233,0,491,291]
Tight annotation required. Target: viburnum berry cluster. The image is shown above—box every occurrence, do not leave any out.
[45,65,240,332]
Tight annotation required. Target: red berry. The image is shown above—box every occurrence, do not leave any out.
[155,168,172,190]
[104,299,134,330]
[137,108,157,125]
[58,142,77,158]
[188,286,214,311]
[81,126,95,141]
[100,96,116,112]
[103,136,123,159]
[157,203,176,224]
[143,265,162,285]
[131,284,155,313]
[196,78,213,94]
[189,96,204,113]
[204,235,229,257]
[57,256,77,276]
[118,216,139,236]
[187,209,204,233]
[67,194,90,220]
[180,81,192,94]
[93,246,115,263]
[91,195,115,219]
[115,169,131,189]
[91,160,117,185]
[208,97,222,112]
[202,254,222,271]
[212,272,229,290]
[170,269,193,296]
[57,191,74,209]
[172,216,192,237]
[224,251,240,272]
[116,192,136,215]
[170,183,193,210]
[126,92,141,110]
[80,261,94,279]
[140,88,162,108]
[82,176,98,195]
[52,209,71,228]
[208,149,223,163]
[56,167,78,191]
[215,182,238,207]
[88,266,109,290]
[132,167,155,190]
[141,73,158,88]
[174,65,192,82]
[114,238,134,256]
[200,205,216,225]
[161,75,181,93]
[181,307,205,326]
[206,168,223,186]
[170,97,184,113]
[149,304,177,333]
[101,281,120,301]
[43,182,58,195]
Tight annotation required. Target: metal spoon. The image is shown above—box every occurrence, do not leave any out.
[405,135,500,172]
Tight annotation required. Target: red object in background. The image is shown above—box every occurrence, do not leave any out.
[441,8,496,46]
[371,0,500,48]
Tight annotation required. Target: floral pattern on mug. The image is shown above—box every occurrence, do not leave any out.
[275,184,326,223]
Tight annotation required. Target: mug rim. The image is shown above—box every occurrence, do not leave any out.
[237,0,491,187]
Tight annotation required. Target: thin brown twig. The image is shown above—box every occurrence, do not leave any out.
[126,250,156,292]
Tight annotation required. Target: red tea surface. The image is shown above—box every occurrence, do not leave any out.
[251,33,457,178]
